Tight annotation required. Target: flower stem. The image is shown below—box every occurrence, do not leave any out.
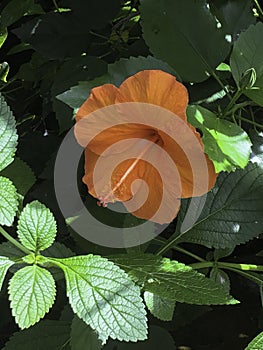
[0,226,31,255]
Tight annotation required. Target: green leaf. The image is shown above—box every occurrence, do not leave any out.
[0,176,18,226]
[210,268,230,293]
[0,242,24,259]
[70,316,102,350]
[104,325,176,350]
[187,105,252,172]
[56,55,178,109]
[3,320,71,350]
[1,158,36,196]
[230,22,263,106]
[1,0,44,28]
[245,331,263,350]
[176,163,263,249]
[144,292,175,321]
[0,256,14,292]
[0,27,7,49]
[111,254,237,305]
[48,255,147,343]
[0,92,18,172]
[108,55,179,87]
[140,0,231,82]
[17,200,57,252]
[209,0,256,37]
[8,265,56,329]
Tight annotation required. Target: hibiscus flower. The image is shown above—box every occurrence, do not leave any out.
[75,70,217,224]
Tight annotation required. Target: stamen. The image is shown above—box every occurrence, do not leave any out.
[97,132,160,207]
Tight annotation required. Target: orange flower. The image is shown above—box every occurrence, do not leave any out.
[75,70,217,224]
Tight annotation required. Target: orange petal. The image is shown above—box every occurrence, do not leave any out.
[159,120,217,198]
[116,70,188,120]
[75,84,118,121]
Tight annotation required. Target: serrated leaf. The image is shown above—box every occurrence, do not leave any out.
[144,292,175,321]
[0,256,14,292]
[1,157,36,196]
[9,265,56,329]
[140,0,231,82]
[0,242,24,259]
[17,200,57,252]
[0,176,18,226]
[3,320,71,350]
[176,163,263,249]
[0,27,8,49]
[187,105,252,172]
[48,255,148,344]
[111,254,237,305]
[245,331,263,350]
[0,93,18,172]
[210,268,230,293]
[70,316,102,350]
[230,22,263,106]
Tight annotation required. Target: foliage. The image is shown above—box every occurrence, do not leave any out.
[0,0,263,349]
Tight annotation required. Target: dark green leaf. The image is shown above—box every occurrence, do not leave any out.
[3,320,71,350]
[0,256,14,292]
[210,268,230,293]
[111,254,238,305]
[1,158,35,196]
[176,163,263,248]
[140,0,231,82]
[230,22,263,106]
[70,316,102,350]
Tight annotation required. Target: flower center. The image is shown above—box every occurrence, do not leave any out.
[97,131,160,207]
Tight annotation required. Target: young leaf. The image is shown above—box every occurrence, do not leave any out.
[0,256,14,292]
[0,176,18,226]
[176,163,263,249]
[210,268,230,293]
[3,320,71,350]
[245,331,263,350]
[70,316,102,350]
[8,265,56,329]
[0,93,18,172]
[140,0,231,82]
[230,22,263,106]
[1,157,36,196]
[48,255,148,344]
[17,200,57,252]
[111,254,238,305]
[187,105,252,172]
[144,292,175,321]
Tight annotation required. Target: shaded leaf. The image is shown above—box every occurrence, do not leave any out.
[9,265,56,329]
[3,320,71,350]
[17,201,57,252]
[210,268,230,293]
[176,163,263,248]
[1,157,35,196]
[140,0,231,82]
[70,316,102,350]
[111,254,237,305]
[144,292,175,321]
[230,22,263,106]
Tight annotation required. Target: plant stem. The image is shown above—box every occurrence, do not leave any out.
[190,261,263,272]
[223,89,243,116]
[0,226,31,255]
[210,70,232,101]
[236,115,263,129]
[172,246,205,262]
[254,0,263,17]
